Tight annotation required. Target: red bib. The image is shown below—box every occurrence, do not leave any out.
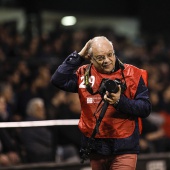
[76,64,148,138]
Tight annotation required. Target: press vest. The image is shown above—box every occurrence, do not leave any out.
[76,64,148,138]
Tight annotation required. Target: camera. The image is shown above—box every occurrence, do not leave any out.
[80,147,92,163]
[80,138,95,163]
[98,78,123,96]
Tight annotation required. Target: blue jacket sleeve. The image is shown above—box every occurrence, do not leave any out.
[116,76,151,118]
[51,51,85,92]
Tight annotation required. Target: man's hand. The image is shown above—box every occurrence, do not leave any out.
[104,85,121,105]
[78,40,92,60]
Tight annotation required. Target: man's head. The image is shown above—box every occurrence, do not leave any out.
[26,98,45,120]
[88,36,116,74]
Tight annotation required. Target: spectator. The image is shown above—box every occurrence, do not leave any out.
[0,95,21,166]
[55,93,81,162]
[19,98,54,163]
[0,82,16,121]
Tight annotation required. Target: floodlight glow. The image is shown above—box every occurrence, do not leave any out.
[61,16,77,26]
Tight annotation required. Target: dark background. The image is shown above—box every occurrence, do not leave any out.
[0,0,170,36]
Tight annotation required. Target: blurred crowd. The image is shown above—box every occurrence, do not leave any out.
[0,21,170,167]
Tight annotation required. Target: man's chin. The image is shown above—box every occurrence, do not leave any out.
[97,67,113,74]
[103,66,114,73]
[103,69,113,74]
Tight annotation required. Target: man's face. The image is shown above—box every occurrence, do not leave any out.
[90,39,116,74]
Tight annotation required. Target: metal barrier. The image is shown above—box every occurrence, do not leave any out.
[0,161,91,170]
[137,153,170,170]
[0,119,79,128]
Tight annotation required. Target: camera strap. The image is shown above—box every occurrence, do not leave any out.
[117,58,127,93]
[84,63,110,136]
[91,100,109,137]
[84,63,99,95]
[80,99,109,164]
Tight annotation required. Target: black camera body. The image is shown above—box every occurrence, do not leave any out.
[80,138,95,163]
[98,78,124,97]
[80,146,92,163]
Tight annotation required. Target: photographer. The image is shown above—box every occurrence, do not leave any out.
[51,36,151,170]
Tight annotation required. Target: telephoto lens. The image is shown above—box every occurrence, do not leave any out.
[104,79,119,93]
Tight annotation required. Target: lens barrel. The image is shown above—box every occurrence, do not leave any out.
[104,80,119,93]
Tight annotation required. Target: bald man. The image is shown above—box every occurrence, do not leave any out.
[51,36,151,170]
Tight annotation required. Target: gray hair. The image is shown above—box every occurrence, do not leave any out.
[26,98,44,117]
[88,36,113,57]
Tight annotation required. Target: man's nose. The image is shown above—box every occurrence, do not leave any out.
[103,56,110,62]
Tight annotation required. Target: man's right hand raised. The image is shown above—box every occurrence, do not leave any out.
[78,40,92,60]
